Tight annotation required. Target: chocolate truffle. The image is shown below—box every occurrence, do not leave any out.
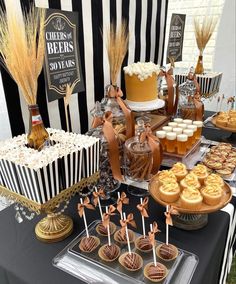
[79,236,100,253]
[135,236,153,252]
[98,244,120,262]
[114,229,135,244]
[96,222,116,236]
[119,252,143,271]
[144,262,167,282]
[156,243,178,261]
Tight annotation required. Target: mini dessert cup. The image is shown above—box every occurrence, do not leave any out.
[201,185,222,206]
[135,235,154,253]
[159,182,180,203]
[114,229,135,245]
[119,252,143,271]
[96,221,117,236]
[156,243,178,262]
[79,236,100,253]
[98,244,120,262]
[144,262,168,282]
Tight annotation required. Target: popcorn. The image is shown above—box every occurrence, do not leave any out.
[123,62,160,81]
[0,129,100,204]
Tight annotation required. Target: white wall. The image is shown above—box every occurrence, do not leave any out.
[204,0,236,111]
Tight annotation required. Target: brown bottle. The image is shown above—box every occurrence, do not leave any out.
[27,104,49,150]
[195,55,204,74]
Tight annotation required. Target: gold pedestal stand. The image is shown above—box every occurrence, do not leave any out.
[35,213,73,243]
[0,172,99,243]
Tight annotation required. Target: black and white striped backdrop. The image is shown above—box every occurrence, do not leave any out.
[0,0,168,139]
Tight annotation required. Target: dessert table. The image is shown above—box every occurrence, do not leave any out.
[0,113,235,284]
[0,185,235,284]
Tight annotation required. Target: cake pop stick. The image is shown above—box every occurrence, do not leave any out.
[102,205,116,246]
[117,192,129,220]
[164,205,179,245]
[123,212,131,255]
[106,207,111,246]
[137,197,149,237]
[150,224,157,266]
[93,187,105,221]
[77,197,95,238]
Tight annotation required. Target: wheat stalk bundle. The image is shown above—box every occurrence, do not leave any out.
[194,15,218,55]
[106,21,129,85]
[0,5,45,105]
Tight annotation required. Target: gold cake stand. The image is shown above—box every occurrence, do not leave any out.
[0,172,99,243]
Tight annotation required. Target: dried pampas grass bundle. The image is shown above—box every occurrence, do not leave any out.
[106,21,129,85]
[0,5,45,105]
[194,15,218,55]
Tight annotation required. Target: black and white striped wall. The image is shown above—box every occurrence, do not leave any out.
[0,0,169,139]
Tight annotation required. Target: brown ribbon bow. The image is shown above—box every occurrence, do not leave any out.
[90,111,123,181]
[120,213,136,238]
[93,188,105,207]
[102,205,116,228]
[77,197,95,218]
[140,124,163,174]
[137,197,149,218]
[148,221,161,246]
[108,85,134,139]
[164,206,179,226]
[117,192,129,215]
[159,69,179,116]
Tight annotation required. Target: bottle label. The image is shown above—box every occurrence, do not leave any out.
[32,115,42,126]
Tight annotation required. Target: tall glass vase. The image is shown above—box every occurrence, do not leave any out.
[27,104,49,151]
[195,54,204,74]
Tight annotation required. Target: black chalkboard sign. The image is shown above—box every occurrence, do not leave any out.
[44,9,84,102]
[166,14,186,64]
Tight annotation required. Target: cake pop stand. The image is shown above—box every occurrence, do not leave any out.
[211,117,236,146]
[149,178,232,230]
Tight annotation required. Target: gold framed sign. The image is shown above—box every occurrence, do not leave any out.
[44,9,84,102]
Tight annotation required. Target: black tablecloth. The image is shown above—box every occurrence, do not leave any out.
[0,112,236,284]
[0,188,235,284]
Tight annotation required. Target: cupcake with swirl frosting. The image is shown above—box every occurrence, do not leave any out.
[180,173,201,190]
[159,181,180,203]
[180,187,203,210]
[201,184,222,206]
[191,164,209,185]
[170,162,188,181]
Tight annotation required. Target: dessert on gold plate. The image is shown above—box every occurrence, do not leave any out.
[159,181,180,203]
[180,173,201,190]
[204,173,224,188]
[170,162,188,181]
[201,184,222,206]
[156,243,178,262]
[180,187,203,210]
[191,164,209,184]
[213,110,236,130]
[144,262,168,282]
[98,244,120,262]
[79,236,100,253]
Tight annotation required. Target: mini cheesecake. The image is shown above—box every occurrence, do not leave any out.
[201,184,222,206]
[191,164,209,185]
[170,162,188,181]
[159,181,180,203]
[180,173,201,190]
[180,187,203,210]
